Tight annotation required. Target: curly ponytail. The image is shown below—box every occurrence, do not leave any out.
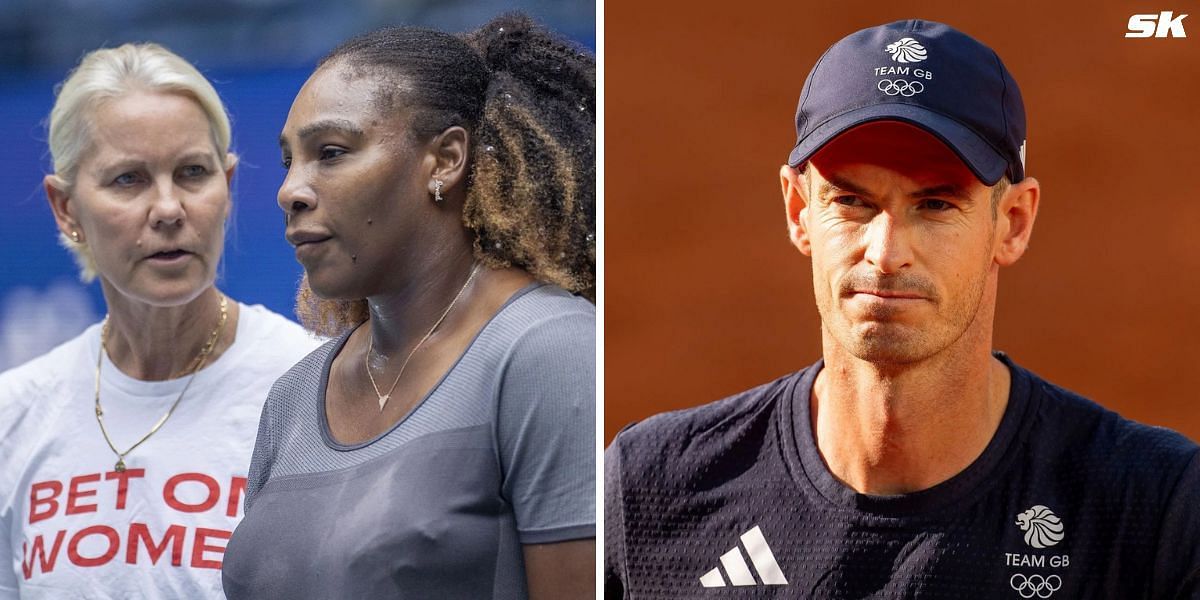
[296,13,595,335]
[463,13,596,300]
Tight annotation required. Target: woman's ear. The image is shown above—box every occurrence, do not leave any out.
[224,152,239,186]
[45,174,82,241]
[427,126,470,197]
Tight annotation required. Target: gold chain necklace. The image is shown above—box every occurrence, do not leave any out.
[366,262,481,411]
[94,294,228,472]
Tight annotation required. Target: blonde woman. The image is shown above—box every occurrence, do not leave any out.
[0,43,318,598]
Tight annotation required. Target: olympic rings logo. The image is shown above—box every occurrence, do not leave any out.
[1009,574,1063,598]
[876,79,925,97]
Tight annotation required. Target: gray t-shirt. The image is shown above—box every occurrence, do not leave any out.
[221,284,595,599]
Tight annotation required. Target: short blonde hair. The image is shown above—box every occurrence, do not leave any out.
[48,43,233,282]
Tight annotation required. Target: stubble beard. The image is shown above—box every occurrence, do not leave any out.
[815,267,990,368]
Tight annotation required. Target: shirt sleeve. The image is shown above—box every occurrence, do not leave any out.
[496,309,596,544]
[604,435,628,599]
[1152,449,1200,598]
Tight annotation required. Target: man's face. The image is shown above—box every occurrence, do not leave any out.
[794,121,1002,365]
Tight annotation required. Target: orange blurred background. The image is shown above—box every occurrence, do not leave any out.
[604,1,1200,443]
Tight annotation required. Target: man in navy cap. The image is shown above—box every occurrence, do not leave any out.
[605,20,1200,598]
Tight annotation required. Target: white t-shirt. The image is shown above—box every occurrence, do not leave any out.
[0,303,320,599]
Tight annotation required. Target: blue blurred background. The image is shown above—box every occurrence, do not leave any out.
[0,0,594,371]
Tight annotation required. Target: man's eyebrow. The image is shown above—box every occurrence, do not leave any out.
[278,119,365,149]
[816,177,976,202]
[909,184,974,202]
[817,175,872,198]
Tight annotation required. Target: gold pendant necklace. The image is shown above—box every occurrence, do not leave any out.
[365,262,481,411]
[94,294,228,472]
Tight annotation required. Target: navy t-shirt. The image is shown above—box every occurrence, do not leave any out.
[605,355,1200,598]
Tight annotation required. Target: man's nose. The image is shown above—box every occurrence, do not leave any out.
[862,213,913,274]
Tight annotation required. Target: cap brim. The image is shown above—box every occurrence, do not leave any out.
[787,104,1010,186]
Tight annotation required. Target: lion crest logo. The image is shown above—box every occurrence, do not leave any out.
[885,37,928,63]
[1015,505,1065,549]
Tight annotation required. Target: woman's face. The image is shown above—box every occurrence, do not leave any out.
[278,61,441,300]
[48,91,234,306]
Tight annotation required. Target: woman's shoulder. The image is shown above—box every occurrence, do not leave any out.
[507,283,595,317]
[487,284,595,370]
[232,302,326,368]
[494,284,595,338]
[0,324,98,401]
[261,330,345,410]
[237,302,322,343]
[0,324,99,443]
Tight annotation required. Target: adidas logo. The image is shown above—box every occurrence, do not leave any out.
[699,526,788,588]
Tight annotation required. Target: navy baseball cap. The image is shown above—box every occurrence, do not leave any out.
[787,19,1026,185]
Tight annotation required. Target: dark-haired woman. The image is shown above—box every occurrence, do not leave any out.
[221,14,595,599]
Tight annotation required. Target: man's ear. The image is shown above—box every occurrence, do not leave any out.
[780,164,812,256]
[45,175,82,241]
[993,176,1039,267]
